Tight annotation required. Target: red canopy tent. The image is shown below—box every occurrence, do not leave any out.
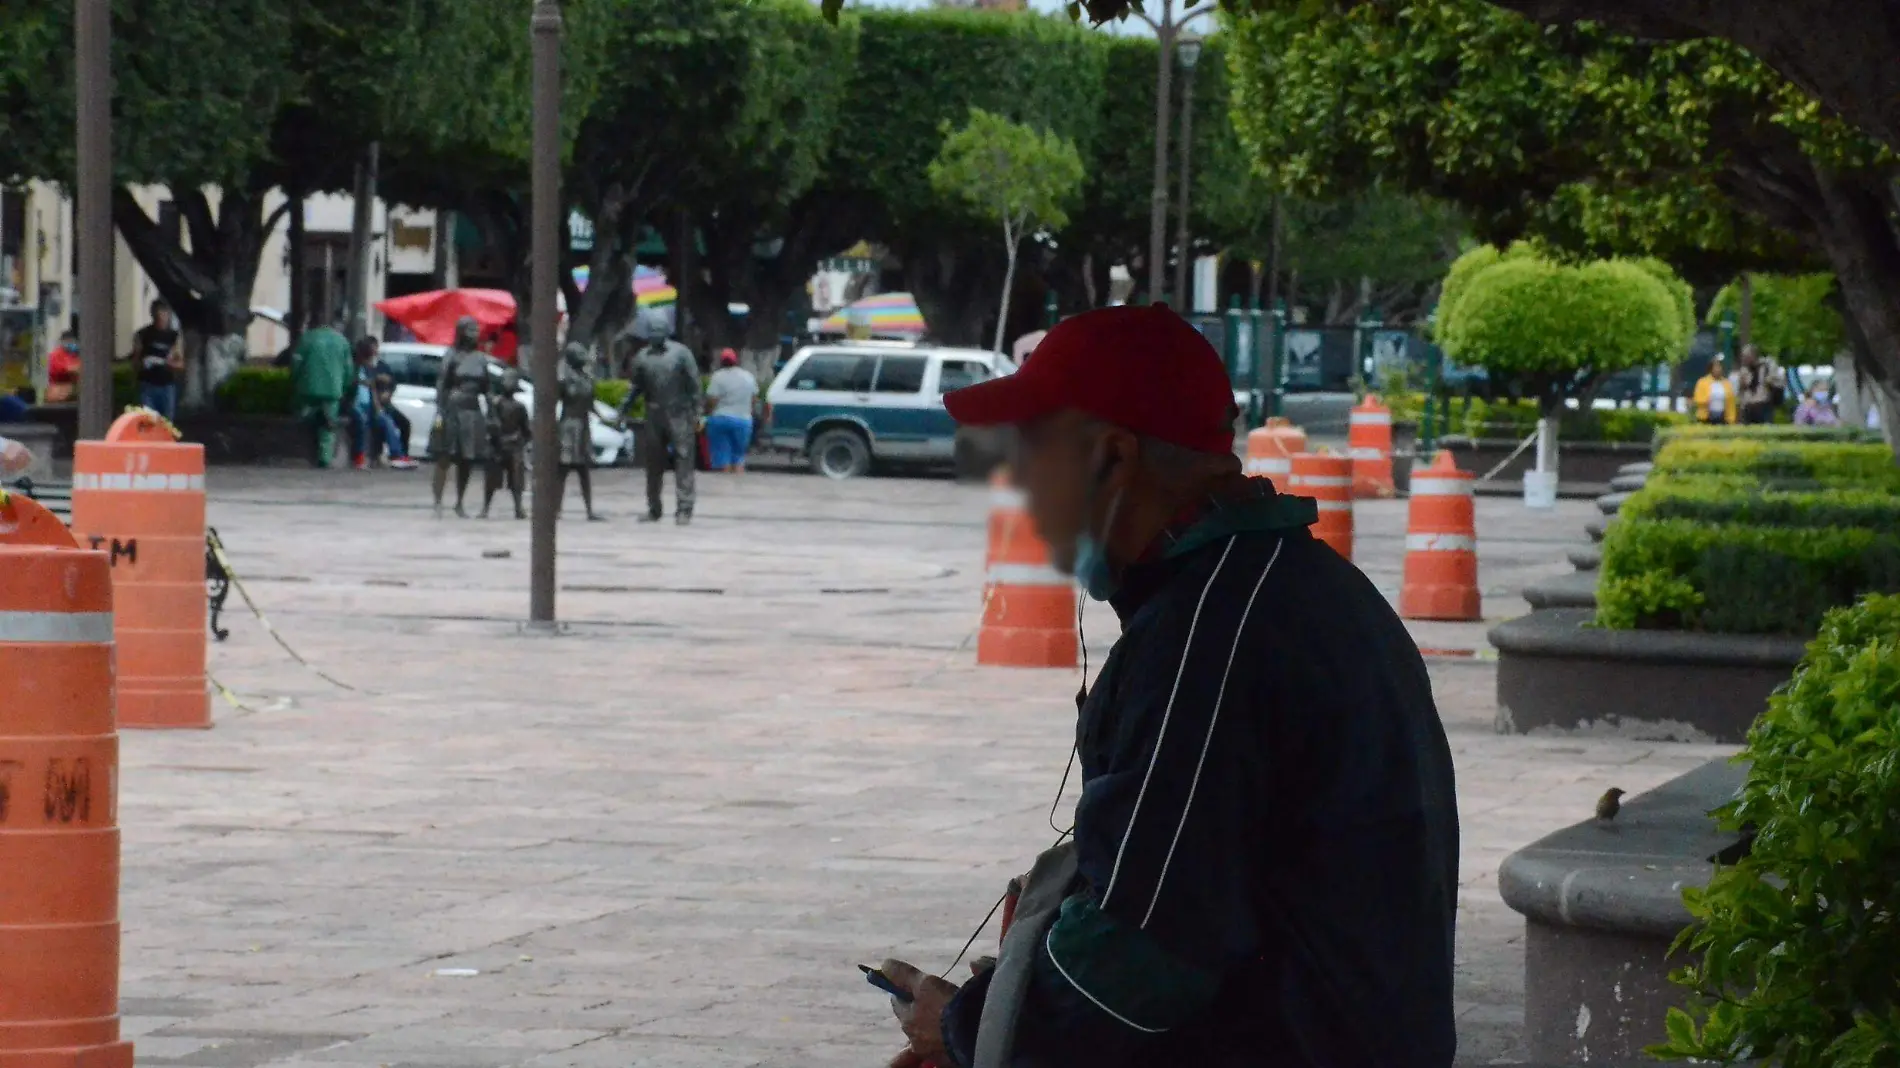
[375,289,520,361]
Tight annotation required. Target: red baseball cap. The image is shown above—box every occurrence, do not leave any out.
[946,304,1235,454]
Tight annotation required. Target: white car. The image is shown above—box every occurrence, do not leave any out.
[375,343,635,465]
[764,342,1017,479]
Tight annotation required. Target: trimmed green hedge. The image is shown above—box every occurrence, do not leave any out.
[1621,479,1900,529]
[215,367,295,415]
[1652,439,1900,487]
[1653,593,1900,1066]
[1655,423,1883,451]
[1597,518,1900,635]
[1455,397,1686,443]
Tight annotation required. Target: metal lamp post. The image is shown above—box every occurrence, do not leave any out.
[1171,33,1203,315]
[1138,0,1212,307]
[528,0,563,625]
[76,0,113,440]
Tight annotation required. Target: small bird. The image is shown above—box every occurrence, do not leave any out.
[1596,787,1627,822]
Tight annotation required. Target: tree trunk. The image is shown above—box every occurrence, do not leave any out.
[112,183,284,412]
[903,237,998,347]
[993,224,1020,355]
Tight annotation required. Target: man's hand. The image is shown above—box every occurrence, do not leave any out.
[881,959,959,1068]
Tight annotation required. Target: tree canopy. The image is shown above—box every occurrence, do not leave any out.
[1224,0,1900,419]
[929,108,1085,351]
[1707,274,1848,368]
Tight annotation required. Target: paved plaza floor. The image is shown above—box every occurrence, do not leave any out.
[111,464,1734,1067]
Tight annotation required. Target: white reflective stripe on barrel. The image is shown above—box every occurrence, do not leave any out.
[0,610,115,643]
[990,487,1025,510]
[1314,500,1353,512]
[1292,475,1353,488]
[1349,448,1385,460]
[1349,412,1393,425]
[73,472,205,492]
[1405,533,1477,553]
[1245,458,1290,475]
[985,563,1071,587]
[1410,478,1473,497]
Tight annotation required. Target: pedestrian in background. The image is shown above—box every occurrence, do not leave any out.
[290,321,353,468]
[1795,383,1839,426]
[704,348,757,473]
[45,330,79,403]
[128,300,185,420]
[350,337,417,470]
[1693,357,1737,425]
[1736,344,1785,424]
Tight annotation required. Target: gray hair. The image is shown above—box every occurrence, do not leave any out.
[1077,416,1234,481]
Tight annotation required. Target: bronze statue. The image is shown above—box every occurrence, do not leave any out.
[557,342,606,521]
[433,316,493,517]
[482,368,530,520]
[618,307,703,525]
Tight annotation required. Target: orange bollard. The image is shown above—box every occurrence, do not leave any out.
[1400,451,1482,621]
[1348,395,1396,499]
[1290,452,1354,561]
[0,491,135,1068]
[70,409,209,729]
[978,469,1078,669]
[1243,417,1307,494]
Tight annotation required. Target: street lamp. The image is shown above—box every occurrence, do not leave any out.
[528,0,563,626]
[1138,0,1213,307]
[1171,33,1203,316]
[76,0,113,440]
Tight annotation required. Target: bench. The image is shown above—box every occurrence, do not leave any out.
[3,477,231,641]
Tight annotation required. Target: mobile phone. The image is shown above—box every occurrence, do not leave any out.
[859,964,914,1003]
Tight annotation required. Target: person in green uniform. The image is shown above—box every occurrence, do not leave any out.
[290,323,354,468]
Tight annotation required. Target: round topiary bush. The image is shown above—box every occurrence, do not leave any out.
[1439,253,1681,413]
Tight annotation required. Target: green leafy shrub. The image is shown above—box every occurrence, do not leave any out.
[214,366,294,415]
[1653,439,1900,487]
[594,378,631,410]
[112,363,138,409]
[1597,518,1900,634]
[1651,593,1900,1067]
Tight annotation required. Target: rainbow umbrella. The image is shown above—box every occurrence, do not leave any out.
[570,264,677,306]
[816,292,926,338]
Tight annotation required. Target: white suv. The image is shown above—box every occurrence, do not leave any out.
[764,343,1016,479]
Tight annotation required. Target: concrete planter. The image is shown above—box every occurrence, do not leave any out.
[1523,572,1598,610]
[1489,607,1807,742]
[1436,437,1652,490]
[1499,759,1749,1067]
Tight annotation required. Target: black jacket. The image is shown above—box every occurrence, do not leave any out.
[944,491,1459,1067]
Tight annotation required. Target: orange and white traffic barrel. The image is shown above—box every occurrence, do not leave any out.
[0,491,135,1068]
[1348,395,1396,499]
[1289,452,1354,561]
[1400,450,1481,621]
[70,409,210,730]
[979,470,1078,669]
[1243,418,1307,494]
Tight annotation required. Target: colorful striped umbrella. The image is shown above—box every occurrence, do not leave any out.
[570,264,677,306]
[816,292,926,338]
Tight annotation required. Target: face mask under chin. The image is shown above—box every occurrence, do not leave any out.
[1073,485,1125,602]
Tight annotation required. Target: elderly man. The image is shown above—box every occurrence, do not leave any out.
[876,305,1458,1068]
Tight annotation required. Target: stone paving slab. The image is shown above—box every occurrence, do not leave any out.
[103,466,1735,1067]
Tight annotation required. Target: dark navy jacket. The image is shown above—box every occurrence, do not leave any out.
[943,496,1459,1067]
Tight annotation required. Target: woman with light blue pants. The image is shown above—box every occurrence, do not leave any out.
[704,349,759,473]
